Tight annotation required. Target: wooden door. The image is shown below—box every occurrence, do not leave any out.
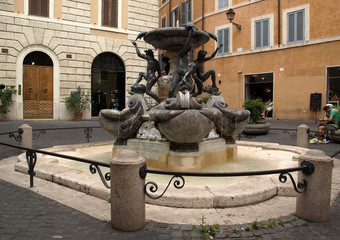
[23,65,53,119]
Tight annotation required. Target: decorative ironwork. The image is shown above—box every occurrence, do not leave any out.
[89,164,111,189]
[282,129,297,139]
[84,127,93,143]
[26,150,37,188]
[141,160,315,199]
[9,128,23,141]
[279,172,307,193]
[144,175,185,200]
[32,130,46,140]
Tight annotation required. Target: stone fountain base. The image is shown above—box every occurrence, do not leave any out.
[112,138,237,172]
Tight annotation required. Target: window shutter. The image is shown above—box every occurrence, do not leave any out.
[111,0,118,28]
[288,13,295,42]
[170,11,173,27]
[30,0,38,15]
[102,0,109,26]
[224,28,229,53]
[255,21,262,48]
[217,30,223,54]
[218,0,229,9]
[181,1,187,25]
[41,0,49,17]
[188,0,192,22]
[263,19,269,47]
[296,10,304,41]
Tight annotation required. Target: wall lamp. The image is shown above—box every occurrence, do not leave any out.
[226,9,242,31]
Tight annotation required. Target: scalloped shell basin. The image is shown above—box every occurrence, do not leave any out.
[54,141,300,208]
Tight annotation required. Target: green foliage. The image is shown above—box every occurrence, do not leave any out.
[278,220,285,226]
[64,86,91,113]
[267,219,275,228]
[243,98,267,124]
[0,86,16,116]
[232,228,239,233]
[198,215,217,238]
[251,219,260,230]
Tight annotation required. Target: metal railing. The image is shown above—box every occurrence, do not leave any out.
[0,141,110,188]
[139,160,315,200]
[0,126,101,143]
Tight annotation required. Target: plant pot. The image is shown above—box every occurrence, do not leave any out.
[242,122,270,135]
[73,112,83,121]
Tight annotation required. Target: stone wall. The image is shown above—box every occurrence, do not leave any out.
[0,0,159,120]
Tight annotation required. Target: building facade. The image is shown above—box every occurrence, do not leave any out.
[159,0,340,120]
[0,0,159,120]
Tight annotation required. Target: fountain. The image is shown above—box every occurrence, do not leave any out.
[99,25,250,172]
[15,25,330,220]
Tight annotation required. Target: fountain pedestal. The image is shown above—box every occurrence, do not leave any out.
[112,138,237,171]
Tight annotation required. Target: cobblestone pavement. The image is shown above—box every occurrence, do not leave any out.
[1,178,340,240]
[0,119,339,239]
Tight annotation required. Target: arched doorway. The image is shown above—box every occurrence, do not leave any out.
[23,51,53,119]
[91,52,126,116]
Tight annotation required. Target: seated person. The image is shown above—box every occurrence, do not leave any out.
[262,99,273,117]
[310,104,339,144]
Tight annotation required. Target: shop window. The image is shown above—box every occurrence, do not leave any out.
[181,0,192,25]
[217,27,230,54]
[170,6,179,27]
[327,67,340,107]
[102,0,118,28]
[29,0,49,17]
[287,9,305,43]
[255,18,270,49]
[218,0,229,10]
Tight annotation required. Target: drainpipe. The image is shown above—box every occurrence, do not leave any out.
[278,0,281,46]
[169,0,171,26]
[202,0,205,50]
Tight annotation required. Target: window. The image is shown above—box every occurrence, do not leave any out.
[102,0,118,28]
[217,28,230,54]
[255,18,270,48]
[218,0,229,10]
[327,67,340,106]
[170,6,179,27]
[287,9,305,43]
[29,0,49,17]
[181,0,192,25]
[162,0,167,4]
[161,15,167,28]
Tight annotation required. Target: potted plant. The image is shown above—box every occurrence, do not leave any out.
[0,84,17,119]
[64,86,91,121]
[242,98,270,135]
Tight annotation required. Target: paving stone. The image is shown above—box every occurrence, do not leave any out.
[252,230,263,237]
[240,231,254,237]
[263,228,276,234]
[170,231,183,238]
[170,224,180,230]
[180,224,193,231]
[228,232,241,238]
[215,232,227,238]
[291,219,308,227]
[273,225,285,232]
[283,223,294,229]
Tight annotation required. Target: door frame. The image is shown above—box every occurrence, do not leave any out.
[17,46,60,119]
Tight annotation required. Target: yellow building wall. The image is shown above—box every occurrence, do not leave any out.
[205,41,340,120]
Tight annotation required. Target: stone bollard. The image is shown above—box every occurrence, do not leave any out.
[296,124,309,148]
[19,124,32,152]
[296,149,333,222]
[110,150,146,231]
